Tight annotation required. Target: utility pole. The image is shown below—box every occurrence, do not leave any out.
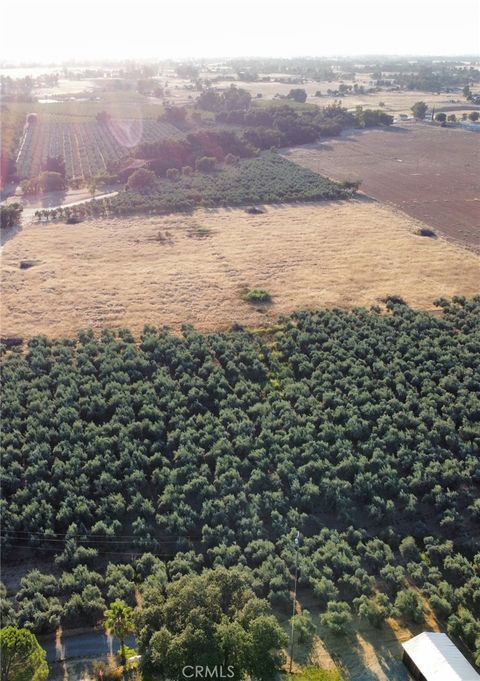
[289,530,300,673]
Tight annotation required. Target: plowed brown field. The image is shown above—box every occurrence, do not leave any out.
[285,121,480,251]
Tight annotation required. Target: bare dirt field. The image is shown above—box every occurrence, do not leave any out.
[285,122,480,251]
[2,200,479,341]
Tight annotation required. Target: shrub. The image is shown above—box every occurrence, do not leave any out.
[195,156,217,172]
[0,203,23,229]
[166,168,180,180]
[383,294,407,306]
[38,171,65,192]
[225,153,239,165]
[399,536,419,561]
[127,168,156,190]
[340,179,361,192]
[287,88,307,103]
[418,228,436,238]
[182,165,193,176]
[320,601,352,635]
[394,589,424,623]
[244,289,272,303]
[353,593,390,628]
[291,610,316,644]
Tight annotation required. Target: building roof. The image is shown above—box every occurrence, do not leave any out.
[402,632,480,681]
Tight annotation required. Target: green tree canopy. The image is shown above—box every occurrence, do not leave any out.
[136,567,287,679]
[0,627,48,681]
[411,101,428,119]
[104,600,134,666]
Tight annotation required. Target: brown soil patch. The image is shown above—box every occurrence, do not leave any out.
[1,201,479,340]
[285,122,480,251]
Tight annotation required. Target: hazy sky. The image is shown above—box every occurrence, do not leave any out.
[3,0,479,62]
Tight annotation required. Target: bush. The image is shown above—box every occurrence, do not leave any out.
[166,168,180,180]
[287,88,307,103]
[320,601,352,635]
[195,156,216,172]
[225,153,239,165]
[0,203,23,229]
[38,171,65,192]
[394,589,424,623]
[244,289,272,303]
[127,168,156,190]
[340,179,361,192]
[292,610,316,644]
[418,228,436,238]
[182,165,193,176]
[399,537,419,561]
[383,294,407,307]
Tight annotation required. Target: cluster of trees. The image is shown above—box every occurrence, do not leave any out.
[134,129,254,177]
[136,567,287,678]
[0,73,59,100]
[1,298,479,661]
[20,154,66,195]
[0,554,167,634]
[435,111,479,124]
[41,154,351,219]
[196,85,252,113]
[392,65,480,92]
[0,203,22,229]
[1,566,289,680]
[216,102,392,149]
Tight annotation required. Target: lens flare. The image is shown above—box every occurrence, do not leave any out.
[107,117,143,149]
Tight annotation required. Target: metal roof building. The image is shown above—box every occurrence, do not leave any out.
[402,632,480,681]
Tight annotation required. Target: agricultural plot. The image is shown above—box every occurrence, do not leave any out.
[2,201,479,340]
[15,118,181,180]
[285,121,480,251]
[107,153,350,215]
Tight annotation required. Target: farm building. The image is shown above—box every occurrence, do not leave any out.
[402,632,480,681]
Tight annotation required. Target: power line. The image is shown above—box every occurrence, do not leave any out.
[1,532,201,545]
[0,542,176,558]
[289,531,300,674]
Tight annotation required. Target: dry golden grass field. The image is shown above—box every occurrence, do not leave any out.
[220,80,465,114]
[2,200,479,341]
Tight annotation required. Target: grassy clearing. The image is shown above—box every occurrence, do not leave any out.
[2,201,479,340]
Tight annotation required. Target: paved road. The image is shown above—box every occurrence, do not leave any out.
[41,630,136,663]
[21,191,119,222]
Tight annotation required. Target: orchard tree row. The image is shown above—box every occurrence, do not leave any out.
[1,298,479,660]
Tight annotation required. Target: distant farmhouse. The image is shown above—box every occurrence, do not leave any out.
[402,632,480,681]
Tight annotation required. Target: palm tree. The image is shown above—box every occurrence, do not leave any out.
[104,600,134,668]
